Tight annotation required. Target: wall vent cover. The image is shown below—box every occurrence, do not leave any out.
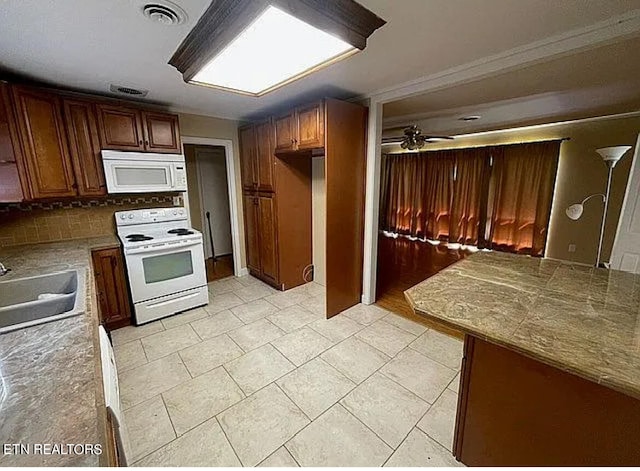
[109,84,149,97]
[142,1,187,25]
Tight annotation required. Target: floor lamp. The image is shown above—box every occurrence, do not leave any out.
[565,145,632,268]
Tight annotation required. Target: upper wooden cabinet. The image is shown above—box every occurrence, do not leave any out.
[63,99,106,196]
[12,86,77,199]
[96,104,181,153]
[1,82,183,201]
[240,120,276,192]
[142,111,181,153]
[273,112,296,152]
[296,101,324,150]
[255,121,274,191]
[239,125,258,190]
[273,102,325,153]
[0,83,28,202]
[96,104,144,151]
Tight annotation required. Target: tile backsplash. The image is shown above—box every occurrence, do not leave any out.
[0,194,180,248]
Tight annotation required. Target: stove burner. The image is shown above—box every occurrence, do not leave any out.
[168,228,194,236]
[126,234,153,242]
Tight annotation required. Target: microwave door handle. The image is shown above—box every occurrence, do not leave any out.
[169,166,175,189]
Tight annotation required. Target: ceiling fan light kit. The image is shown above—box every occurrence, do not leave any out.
[382,124,454,149]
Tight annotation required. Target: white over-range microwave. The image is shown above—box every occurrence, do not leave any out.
[102,150,187,193]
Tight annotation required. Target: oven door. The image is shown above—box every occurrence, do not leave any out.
[103,159,177,193]
[124,240,206,303]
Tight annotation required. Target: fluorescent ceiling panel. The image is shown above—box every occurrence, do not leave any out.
[190,5,356,95]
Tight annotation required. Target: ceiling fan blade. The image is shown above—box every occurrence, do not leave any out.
[422,135,454,140]
[384,124,417,132]
[381,137,404,143]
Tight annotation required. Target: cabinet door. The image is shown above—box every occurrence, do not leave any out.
[63,99,106,196]
[273,112,296,152]
[239,126,258,190]
[12,86,77,198]
[96,104,145,151]
[0,83,28,202]
[142,111,181,153]
[243,193,261,273]
[92,248,132,330]
[255,120,274,191]
[296,101,324,150]
[258,194,279,283]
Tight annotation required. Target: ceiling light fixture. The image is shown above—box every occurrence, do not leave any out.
[169,0,386,97]
[191,6,356,95]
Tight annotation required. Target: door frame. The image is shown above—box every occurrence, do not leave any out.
[194,146,233,260]
[181,136,245,277]
[610,132,640,272]
[359,14,639,304]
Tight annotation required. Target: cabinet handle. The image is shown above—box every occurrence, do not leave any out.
[139,140,143,145]
[145,140,149,146]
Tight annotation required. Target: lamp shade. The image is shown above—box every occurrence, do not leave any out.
[596,146,632,168]
[566,203,584,220]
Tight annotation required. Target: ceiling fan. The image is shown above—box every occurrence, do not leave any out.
[381,125,453,150]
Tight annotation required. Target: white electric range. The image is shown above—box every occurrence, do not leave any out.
[115,207,209,324]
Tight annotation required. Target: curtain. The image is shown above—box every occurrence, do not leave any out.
[380,152,454,239]
[380,140,561,254]
[487,141,560,255]
[449,149,491,245]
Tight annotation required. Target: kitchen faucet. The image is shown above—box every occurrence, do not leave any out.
[0,262,10,276]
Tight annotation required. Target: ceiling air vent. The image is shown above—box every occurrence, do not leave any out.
[109,84,149,98]
[142,1,187,25]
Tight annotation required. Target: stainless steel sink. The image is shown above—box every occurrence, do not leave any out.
[0,270,85,333]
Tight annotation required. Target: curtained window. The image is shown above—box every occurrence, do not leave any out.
[380,152,455,240]
[449,149,491,246]
[380,140,560,255]
[486,141,560,256]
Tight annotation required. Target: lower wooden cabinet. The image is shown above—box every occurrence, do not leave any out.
[92,247,132,331]
[257,194,278,283]
[242,192,279,286]
[243,193,261,273]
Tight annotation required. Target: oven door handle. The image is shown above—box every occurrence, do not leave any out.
[126,240,201,255]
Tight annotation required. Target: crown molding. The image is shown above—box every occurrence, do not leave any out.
[365,9,640,105]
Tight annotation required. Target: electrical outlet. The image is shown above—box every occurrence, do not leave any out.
[568,243,576,253]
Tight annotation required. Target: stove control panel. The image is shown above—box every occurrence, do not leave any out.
[115,207,187,225]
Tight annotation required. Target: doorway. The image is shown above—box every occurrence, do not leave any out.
[184,144,234,282]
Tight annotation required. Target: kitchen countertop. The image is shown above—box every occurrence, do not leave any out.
[0,236,120,467]
[405,251,640,400]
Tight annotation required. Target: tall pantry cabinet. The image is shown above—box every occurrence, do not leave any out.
[238,98,367,318]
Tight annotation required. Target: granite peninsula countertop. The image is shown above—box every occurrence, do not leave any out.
[405,251,640,400]
[0,236,120,467]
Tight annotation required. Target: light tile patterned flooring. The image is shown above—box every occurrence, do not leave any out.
[112,275,464,467]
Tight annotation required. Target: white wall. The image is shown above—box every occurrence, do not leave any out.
[312,156,326,285]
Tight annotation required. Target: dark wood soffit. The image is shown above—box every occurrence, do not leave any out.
[169,0,386,81]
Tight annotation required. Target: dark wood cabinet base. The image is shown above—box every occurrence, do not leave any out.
[455,336,640,466]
